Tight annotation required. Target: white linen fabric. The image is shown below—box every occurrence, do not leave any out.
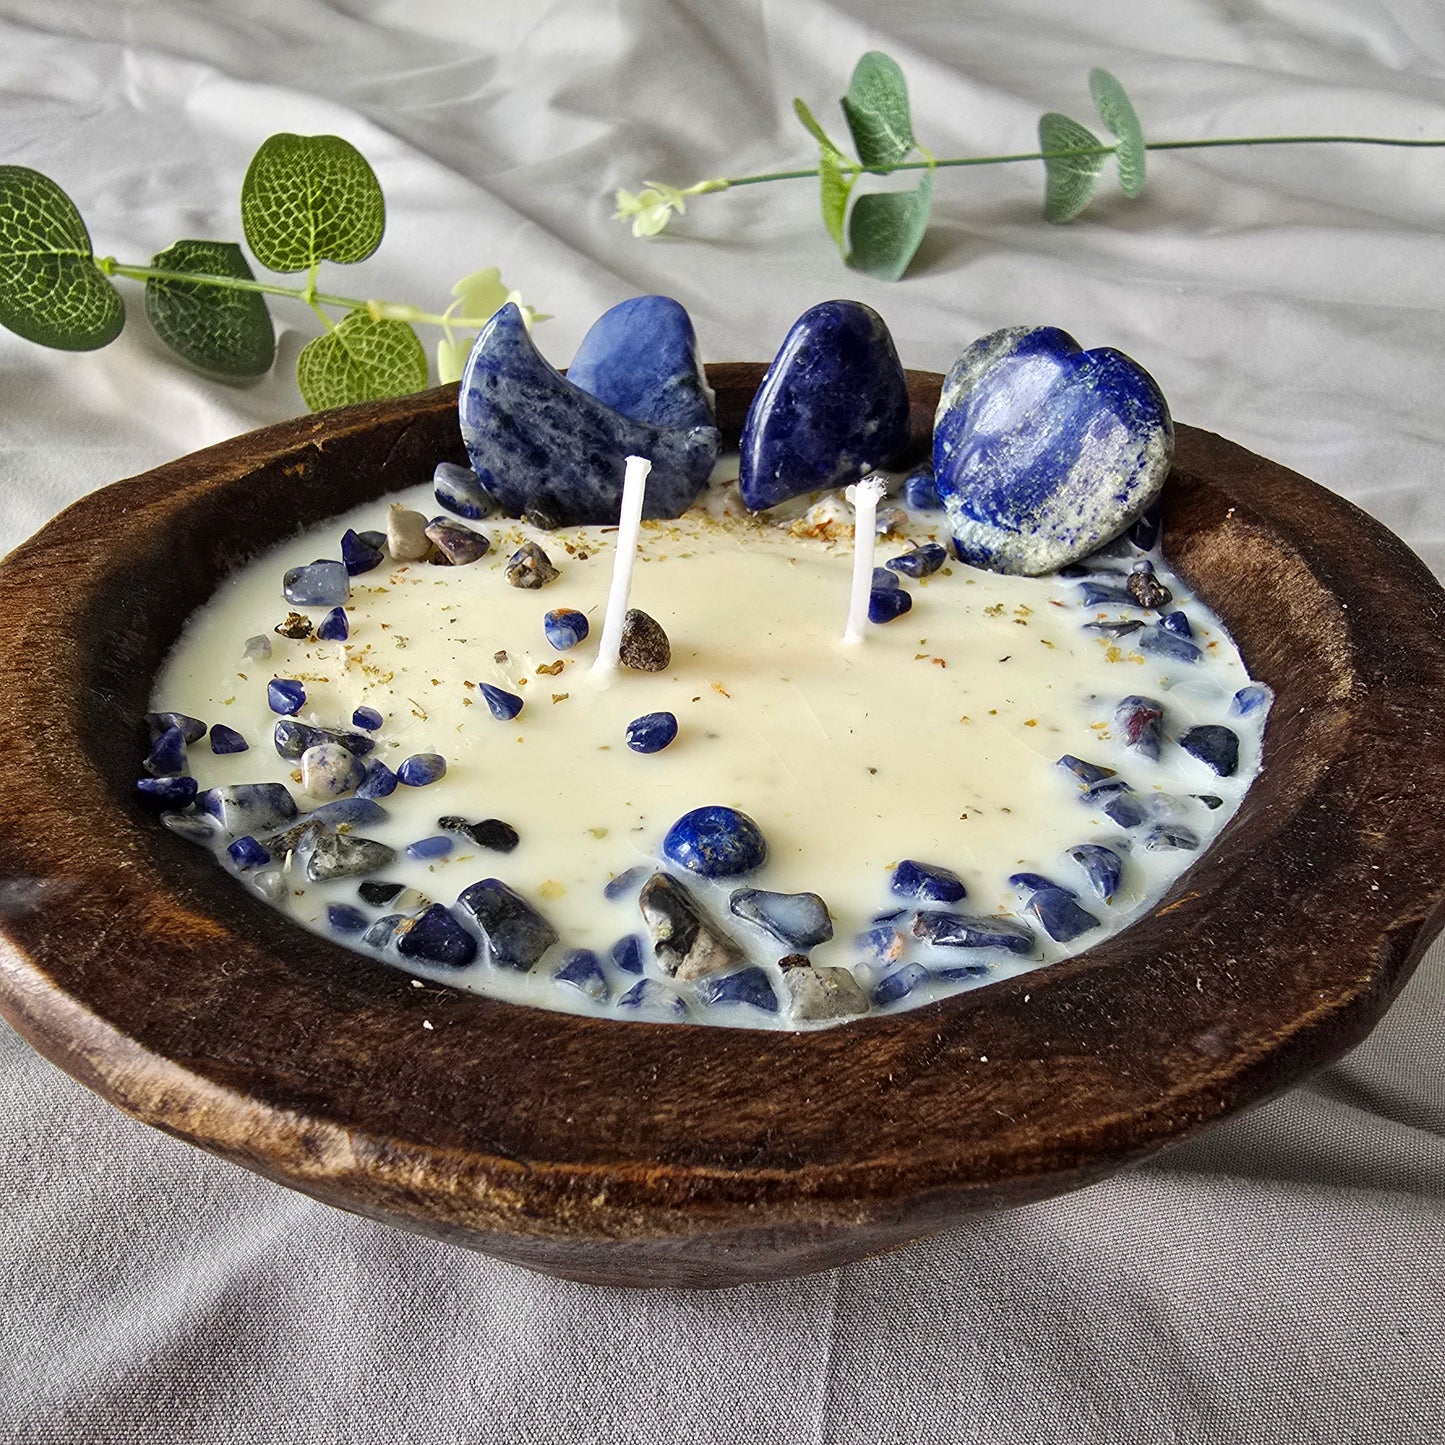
[1,2,1442,1440]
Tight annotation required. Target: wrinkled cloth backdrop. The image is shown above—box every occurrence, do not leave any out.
[1,1,1442,1441]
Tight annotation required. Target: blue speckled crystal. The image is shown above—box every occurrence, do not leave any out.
[199,782,296,838]
[340,528,383,576]
[283,560,349,607]
[308,797,388,829]
[456,878,558,971]
[872,962,932,1007]
[892,860,967,905]
[1103,793,1148,829]
[1160,610,1193,637]
[267,679,305,716]
[135,776,198,811]
[903,468,941,511]
[1232,683,1272,717]
[868,587,912,625]
[855,924,906,965]
[357,759,398,799]
[479,684,523,722]
[738,301,909,511]
[1180,724,1240,777]
[698,967,779,1013]
[544,609,589,651]
[458,304,719,525]
[327,903,368,935]
[555,948,609,1001]
[144,724,188,778]
[273,720,374,761]
[406,834,454,860]
[662,805,768,878]
[433,460,496,521]
[871,566,901,591]
[933,326,1173,576]
[397,903,479,968]
[145,711,206,744]
[1137,625,1202,664]
[610,933,646,974]
[1057,755,1116,786]
[226,835,270,870]
[1027,887,1099,943]
[625,711,678,754]
[566,295,715,431]
[317,607,349,642]
[209,723,248,755]
[1008,871,1074,897]
[729,887,833,949]
[886,543,946,579]
[352,706,383,732]
[912,910,1035,955]
[604,867,648,902]
[617,978,688,1016]
[397,753,447,787]
[1068,843,1124,903]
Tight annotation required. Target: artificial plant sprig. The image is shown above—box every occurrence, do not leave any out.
[0,133,546,412]
[616,51,1445,280]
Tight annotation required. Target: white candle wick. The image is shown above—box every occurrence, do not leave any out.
[593,455,652,676]
[842,475,887,645]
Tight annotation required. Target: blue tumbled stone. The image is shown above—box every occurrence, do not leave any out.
[340,528,384,576]
[872,962,932,1008]
[729,887,833,949]
[738,300,910,511]
[357,759,398,799]
[209,723,248,755]
[1114,695,1165,760]
[892,859,967,905]
[406,834,453,860]
[352,706,383,732]
[397,754,447,787]
[868,587,912,625]
[933,326,1173,575]
[1057,754,1117,786]
[903,468,942,511]
[555,948,609,1001]
[544,608,590,651]
[433,460,496,521]
[1232,683,1273,717]
[317,607,349,642]
[1027,887,1099,943]
[145,711,206,744]
[662,805,768,878]
[1103,793,1148,829]
[855,924,907,964]
[1137,625,1202,664]
[267,679,306,716]
[1067,844,1124,903]
[604,867,648,902]
[609,933,646,974]
[226,835,270,870]
[425,517,490,565]
[459,303,719,525]
[273,720,374,760]
[1144,823,1199,851]
[1180,724,1240,777]
[456,877,559,970]
[1077,582,1138,609]
[135,776,198,811]
[625,711,678,754]
[1008,871,1074,897]
[566,295,715,431]
[362,913,404,949]
[697,966,779,1013]
[479,684,523,721]
[886,543,946,579]
[282,560,349,607]
[308,797,389,829]
[199,782,297,838]
[397,903,479,969]
[144,724,188,778]
[1160,610,1193,637]
[327,903,368,935]
[912,910,1035,955]
[1129,503,1162,550]
[617,978,688,1016]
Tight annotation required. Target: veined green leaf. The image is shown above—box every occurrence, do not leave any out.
[847,168,933,281]
[793,97,844,158]
[144,239,275,378]
[818,146,854,255]
[295,308,427,411]
[0,165,123,350]
[1089,68,1146,197]
[241,133,385,274]
[841,51,914,170]
[1038,112,1108,223]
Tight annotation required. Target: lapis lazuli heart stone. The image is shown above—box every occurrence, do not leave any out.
[738,300,910,511]
[566,295,715,432]
[933,326,1173,575]
[458,303,720,525]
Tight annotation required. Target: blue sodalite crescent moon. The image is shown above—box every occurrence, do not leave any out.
[458,303,720,525]
[738,300,910,511]
[565,295,716,431]
[932,326,1173,575]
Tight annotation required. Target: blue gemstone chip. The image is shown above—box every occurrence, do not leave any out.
[662,806,768,879]
[625,711,678,754]
[479,684,524,721]
[892,860,967,905]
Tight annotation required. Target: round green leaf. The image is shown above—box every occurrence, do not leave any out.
[241,134,385,274]
[144,239,275,378]
[847,168,933,281]
[295,308,427,411]
[818,146,855,255]
[0,165,123,350]
[1038,112,1109,223]
[841,51,915,171]
[1089,68,1147,197]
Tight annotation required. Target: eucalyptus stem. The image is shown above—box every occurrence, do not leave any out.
[724,133,1445,188]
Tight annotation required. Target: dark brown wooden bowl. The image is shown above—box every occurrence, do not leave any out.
[2,365,1443,1289]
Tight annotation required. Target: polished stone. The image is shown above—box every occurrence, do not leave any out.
[933,326,1173,575]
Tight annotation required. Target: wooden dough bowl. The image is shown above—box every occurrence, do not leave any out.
[1,366,1443,1289]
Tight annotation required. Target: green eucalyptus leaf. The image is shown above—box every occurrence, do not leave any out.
[818,146,854,255]
[241,133,385,274]
[144,239,275,378]
[793,97,844,158]
[295,307,427,411]
[1038,112,1108,223]
[841,51,914,170]
[0,165,124,350]
[847,168,933,281]
[1089,68,1146,197]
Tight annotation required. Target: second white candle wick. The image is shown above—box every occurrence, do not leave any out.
[842,475,887,645]
[593,455,653,676]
